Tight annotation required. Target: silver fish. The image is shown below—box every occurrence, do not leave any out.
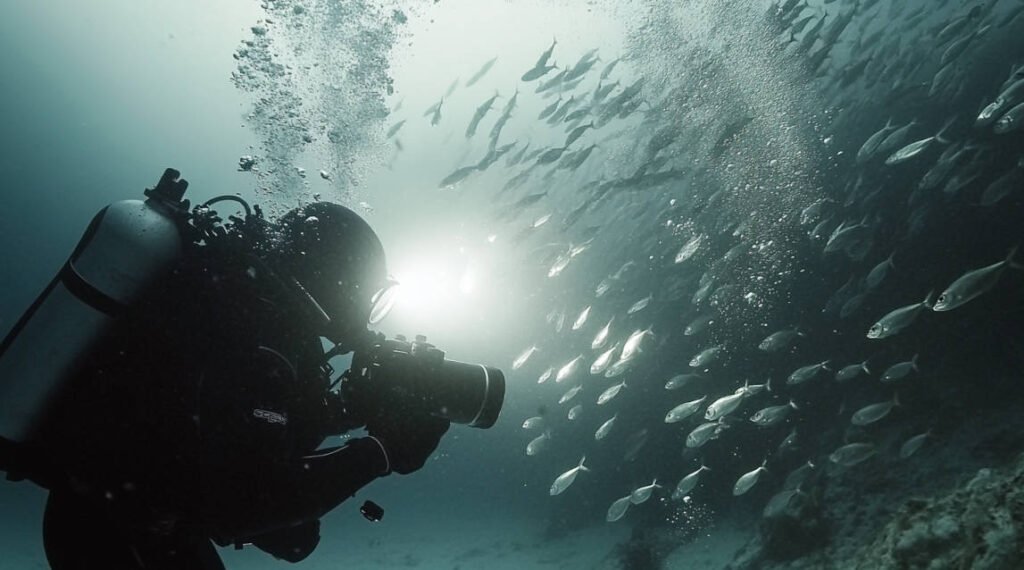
[851,393,900,426]
[875,119,918,157]
[684,313,715,336]
[690,346,723,368]
[630,479,660,505]
[597,381,627,405]
[787,360,831,385]
[835,360,871,382]
[899,431,931,459]
[686,420,726,448]
[829,442,876,467]
[549,456,589,496]
[750,401,798,427]
[556,355,584,383]
[572,306,591,330]
[994,101,1024,134]
[733,462,768,496]
[758,328,804,352]
[665,373,704,390]
[568,405,583,421]
[526,431,551,456]
[705,392,746,421]
[881,355,919,382]
[591,318,613,350]
[558,385,582,404]
[866,291,934,339]
[763,488,804,519]
[595,414,618,440]
[783,460,816,490]
[674,235,704,263]
[884,119,954,166]
[933,246,1019,311]
[621,327,654,361]
[605,357,633,378]
[606,495,632,522]
[627,295,652,314]
[513,346,538,370]
[866,251,896,289]
[590,344,619,375]
[665,396,707,423]
[522,416,545,430]
[538,367,554,384]
[672,464,710,499]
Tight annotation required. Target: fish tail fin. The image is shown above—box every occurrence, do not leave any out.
[911,354,920,372]
[894,392,901,407]
[822,360,832,371]
[861,360,872,375]
[789,399,800,411]
[578,455,589,470]
[923,290,937,308]
[1006,244,1022,269]
[936,116,958,144]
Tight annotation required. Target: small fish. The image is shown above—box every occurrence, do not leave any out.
[690,346,723,368]
[597,381,627,405]
[538,367,554,384]
[538,97,562,120]
[665,373,703,391]
[386,119,406,138]
[621,327,654,361]
[606,495,632,522]
[851,393,900,426]
[556,356,584,383]
[572,306,591,331]
[675,235,705,264]
[526,431,551,456]
[595,414,618,441]
[665,396,708,423]
[568,404,583,421]
[835,360,871,382]
[758,328,805,352]
[604,357,633,378]
[866,291,935,339]
[513,346,538,370]
[881,355,919,382]
[705,392,746,421]
[672,464,710,499]
[750,400,799,427]
[591,318,613,349]
[786,360,831,385]
[684,313,715,336]
[783,461,816,491]
[933,246,1019,311]
[686,421,726,448]
[522,416,544,430]
[763,488,805,519]
[564,122,595,147]
[465,92,501,138]
[856,118,898,163]
[549,456,589,496]
[866,251,896,290]
[884,118,954,166]
[899,431,931,459]
[590,344,619,375]
[829,442,876,467]
[777,428,799,454]
[630,479,661,505]
[465,56,498,87]
[733,461,768,496]
[558,385,582,404]
[536,146,569,165]
[627,294,653,314]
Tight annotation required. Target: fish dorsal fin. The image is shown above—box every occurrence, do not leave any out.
[923,290,936,308]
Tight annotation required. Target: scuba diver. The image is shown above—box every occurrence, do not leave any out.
[0,169,505,569]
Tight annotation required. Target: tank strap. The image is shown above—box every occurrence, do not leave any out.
[60,261,128,317]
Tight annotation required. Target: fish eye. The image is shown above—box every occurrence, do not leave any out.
[938,295,946,303]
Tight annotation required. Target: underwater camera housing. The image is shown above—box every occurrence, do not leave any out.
[340,333,505,429]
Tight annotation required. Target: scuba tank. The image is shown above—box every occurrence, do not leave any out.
[0,169,191,445]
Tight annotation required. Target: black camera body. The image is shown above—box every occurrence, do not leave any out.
[338,333,505,430]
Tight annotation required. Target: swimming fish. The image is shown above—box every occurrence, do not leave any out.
[512,346,538,370]
[572,306,591,331]
[568,405,583,421]
[522,416,544,430]
[604,357,633,378]
[465,56,497,87]
[881,355,919,382]
[829,442,876,467]
[684,313,715,336]
[758,328,805,352]
[899,431,931,459]
[621,327,654,361]
[786,360,831,385]
[538,367,554,384]
[665,373,703,391]
[627,294,653,314]
[555,356,584,383]
[686,420,726,448]
[595,414,618,440]
[675,235,704,263]
[866,291,934,339]
[783,461,817,491]
[665,396,707,423]
[591,318,613,350]
[835,360,871,382]
[549,456,589,496]
[526,431,551,456]
[690,346,723,368]
[597,381,627,405]
[933,246,1019,311]
[705,392,746,421]
[672,464,710,499]
[606,495,632,522]
[630,479,661,505]
[558,385,582,404]
[851,393,900,426]
[750,400,798,427]
[590,344,619,375]
[733,461,768,496]
[866,251,896,290]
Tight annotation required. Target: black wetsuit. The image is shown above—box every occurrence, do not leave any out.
[17,241,387,568]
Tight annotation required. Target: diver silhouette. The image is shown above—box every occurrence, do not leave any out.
[0,169,504,569]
